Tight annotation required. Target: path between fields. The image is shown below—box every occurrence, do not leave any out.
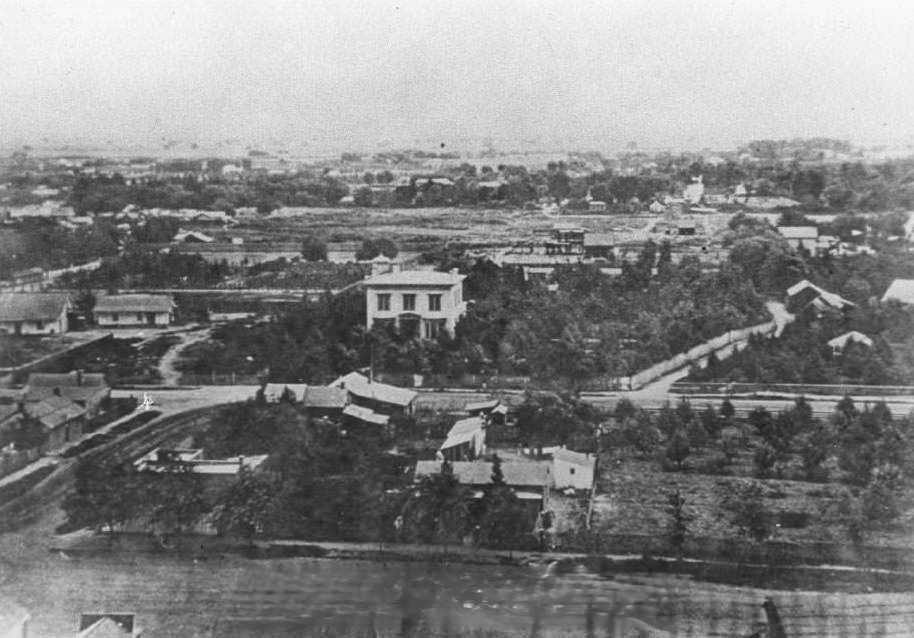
[155,327,213,386]
[627,300,794,401]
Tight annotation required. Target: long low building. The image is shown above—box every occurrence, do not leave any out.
[0,292,70,335]
[93,294,175,327]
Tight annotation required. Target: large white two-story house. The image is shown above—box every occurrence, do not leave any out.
[363,269,466,339]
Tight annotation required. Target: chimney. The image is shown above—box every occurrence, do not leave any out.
[238,454,245,471]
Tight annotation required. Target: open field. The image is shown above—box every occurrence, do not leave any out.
[227,207,666,247]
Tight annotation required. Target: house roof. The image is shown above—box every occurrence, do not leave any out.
[0,293,69,322]
[787,280,855,310]
[342,404,390,425]
[440,416,485,450]
[0,598,30,633]
[24,396,86,430]
[583,233,615,247]
[332,372,417,407]
[173,229,215,243]
[414,460,552,488]
[0,404,21,423]
[882,278,914,305]
[25,372,109,404]
[552,447,596,468]
[78,617,133,638]
[465,399,499,413]
[362,270,465,288]
[302,385,348,409]
[93,294,174,314]
[827,331,874,350]
[778,226,818,239]
[262,383,308,402]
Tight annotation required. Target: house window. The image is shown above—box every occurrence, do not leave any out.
[424,318,446,339]
[428,294,442,311]
[35,321,44,330]
[112,313,119,322]
[402,294,416,311]
[377,294,390,311]
[569,467,575,475]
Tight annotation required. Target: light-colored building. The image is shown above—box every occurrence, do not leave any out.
[0,292,70,335]
[93,294,175,327]
[0,598,30,638]
[438,416,487,462]
[551,447,596,491]
[827,331,873,354]
[332,371,416,416]
[363,269,466,339]
[777,226,819,252]
[882,278,914,305]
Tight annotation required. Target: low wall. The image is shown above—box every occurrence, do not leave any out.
[671,381,914,398]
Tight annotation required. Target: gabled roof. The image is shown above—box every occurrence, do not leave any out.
[827,331,873,350]
[362,270,465,287]
[583,233,615,247]
[262,383,308,402]
[25,372,109,404]
[552,447,596,468]
[882,278,914,305]
[778,226,818,239]
[78,617,133,638]
[94,294,174,314]
[414,460,552,488]
[302,385,348,409]
[440,416,485,450]
[332,372,417,407]
[786,280,855,310]
[465,399,499,413]
[0,293,69,322]
[172,229,215,243]
[342,404,389,425]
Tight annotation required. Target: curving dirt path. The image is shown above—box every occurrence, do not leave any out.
[154,327,213,386]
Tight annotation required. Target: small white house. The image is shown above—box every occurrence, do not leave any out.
[93,294,175,327]
[777,226,819,252]
[438,416,487,462]
[0,292,70,335]
[827,331,873,354]
[551,447,596,491]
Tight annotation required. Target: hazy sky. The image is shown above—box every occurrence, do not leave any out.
[2,0,914,152]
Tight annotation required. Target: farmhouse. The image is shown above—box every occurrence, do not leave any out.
[332,371,416,416]
[301,385,348,419]
[438,416,487,462]
[881,278,914,305]
[22,395,86,452]
[827,331,873,354]
[363,269,466,339]
[786,280,855,314]
[93,294,175,327]
[24,371,110,417]
[0,292,70,335]
[414,459,553,502]
[550,447,596,491]
[777,226,819,252]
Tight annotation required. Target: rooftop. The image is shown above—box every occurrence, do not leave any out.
[0,292,69,322]
[342,403,390,425]
[552,447,596,468]
[332,372,417,407]
[827,331,874,350]
[363,270,465,288]
[414,460,552,488]
[778,226,819,239]
[882,278,914,305]
[302,385,348,409]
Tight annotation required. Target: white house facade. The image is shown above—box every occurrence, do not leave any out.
[363,270,466,339]
[93,294,175,327]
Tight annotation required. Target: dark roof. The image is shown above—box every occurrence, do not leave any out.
[94,294,174,313]
[24,371,109,404]
[302,385,348,409]
[414,460,552,488]
[0,293,69,322]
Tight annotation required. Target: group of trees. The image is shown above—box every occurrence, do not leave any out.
[688,321,903,386]
[401,456,534,549]
[0,218,120,276]
[60,248,232,292]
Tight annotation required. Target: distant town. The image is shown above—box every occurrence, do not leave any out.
[2,136,914,636]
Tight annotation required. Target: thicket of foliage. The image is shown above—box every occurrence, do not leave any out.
[0,219,120,276]
[687,319,903,385]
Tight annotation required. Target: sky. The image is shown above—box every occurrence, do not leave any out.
[1,0,914,153]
